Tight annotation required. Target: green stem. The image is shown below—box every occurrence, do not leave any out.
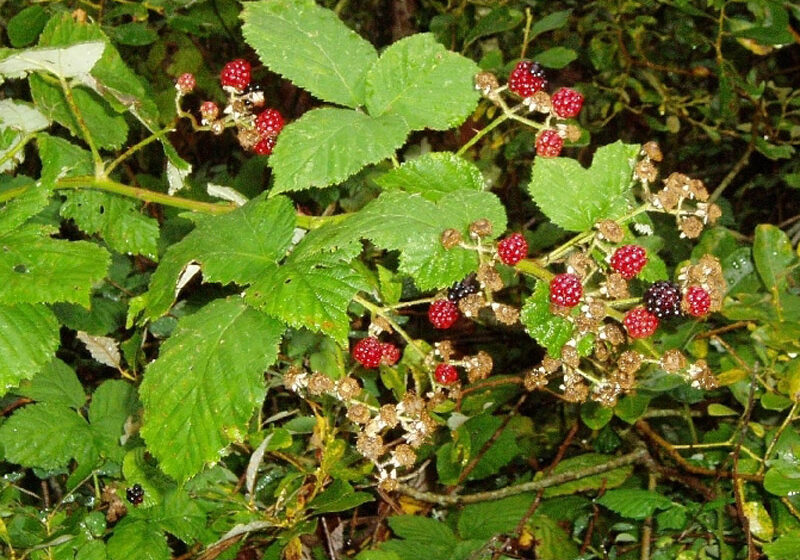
[456,113,509,157]
[759,401,799,475]
[59,77,103,175]
[105,125,174,176]
[514,258,555,282]
[352,294,427,361]
[0,132,35,170]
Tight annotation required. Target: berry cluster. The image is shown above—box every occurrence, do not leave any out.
[175,60,286,156]
[352,337,400,368]
[125,483,144,506]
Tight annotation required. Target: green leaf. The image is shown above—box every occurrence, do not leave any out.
[246,253,369,345]
[140,299,284,481]
[763,534,800,560]
[614,394,651,424]
[764,467,800,497]
[17,358,85,409]
[0,99,50,134]
[0,42,105,79]
[753,224,794,291]
[89,380,138,457]
[543,453,633,497]
[529,10,572,39]
[107,519,169,560]
[365,33,480,130]
[382,516,458,560]
[742,500,774,541]
[529,513,580,560]
[270,108,409,193]
[144,195,296,319]
[108,22,157,46]
[0,304,60,397]
[527,141,640,232]
[29,75,129,150]
[581,401,614,429]
[464,7,524,48]
[241,0,377,108]
[0,403,91,470]
[6,5,49,47]
[374,152,485,201]
[520,281,574,357]
[37,134,93,187]
[61,190,160,259]
[597,489,674,519]
[0,181,50,235]
[457,493,535,539]
[310,480,374,513]
[0,224,110,307]
[532,47,578,69]
[144,490,210,545]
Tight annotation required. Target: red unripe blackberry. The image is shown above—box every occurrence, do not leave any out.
[352,337,383,368]
[623,307,659,339]
[253,136,276,156]
[200,101,219,123]
[176,73,196,94]
[549,273,583,307]
[684,285,711,317]
[536,130,564,158]
[380,342,401,365]
[434,363,458,385]
[610,245,648,280]
[220,59,251,91]
[428,300,459,329]
[508,60,547,97]
[497,233,528,265]
[644,281,682,319]
[255,108,284,138]
[551,87,585,118]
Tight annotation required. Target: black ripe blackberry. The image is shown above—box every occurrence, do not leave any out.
[447,274,479,303]
[528,61,546,81]
[126,483,144,506]
[644,281,682,319]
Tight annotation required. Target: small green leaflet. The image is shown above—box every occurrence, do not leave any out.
[374,152,485,201]
[596,489,674,519]
[241,0,377,108]
[520,281,575,357]
[527,141,640,232]
[365,33,480,131]
[269,108,409,194]
[0,304,60,397]
[140,299,284,481]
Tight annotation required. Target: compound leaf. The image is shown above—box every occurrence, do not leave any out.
[270,107,409,193]
[365,33,480,130]
[140,299,284,481]
[527,141,640,231]
[241,0,377,108]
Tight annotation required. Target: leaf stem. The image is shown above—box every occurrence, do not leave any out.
[59,77,103,175]
[456,113,509,157]
[514,258,555,281]
[0,132,35,170]
[104,125,175,176]
[352,294,427,361]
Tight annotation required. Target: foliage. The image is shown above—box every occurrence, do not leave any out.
[0,1,799,560]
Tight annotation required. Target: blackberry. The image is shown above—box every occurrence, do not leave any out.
[643,281,682,319]
[447,274,479,303]
[126,483,144,506]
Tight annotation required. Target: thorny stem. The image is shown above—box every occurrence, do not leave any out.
[397,446,648,505]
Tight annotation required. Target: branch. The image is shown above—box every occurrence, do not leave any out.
[396,446,648,505]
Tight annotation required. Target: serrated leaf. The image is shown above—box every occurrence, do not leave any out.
[0,99,50,133]
[753,224,794,291]
[0,42,105,80]
[597,489,674,519]
[135,489,210,545]
[241,0,377,108]
[29,74,129,150]
[0,403,91,469]
[17,358,85,409]
[246,253,369,345]
[270,107,409,193]
[365,33,480,130]
[89,380,137,448]
[61,190,159,258]
[0,224,110,307]
[310,480,374,514]
[6,5,48,47]
[520,281,574,357]
[374,152,485,201]
[38,134,93,186]
[457,493,535,539]
[0,180,49,234]
[0,304,60,396]
[529,513,580,560]
[527,141,640,232]
[140,299,284,481]
[144,195,296,319]
[763,534,800,560]
[532,47,578,69]
[107,519,169,560]
[77,331,122,370]
[543,453,633,497]
[529,10,572,38]
[382,516,458,560]
[464,7,524,48]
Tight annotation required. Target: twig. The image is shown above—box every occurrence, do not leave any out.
[396,446,647,505]
[640,473,657,560]
[709,138,754,203]
[732,375,758,560]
